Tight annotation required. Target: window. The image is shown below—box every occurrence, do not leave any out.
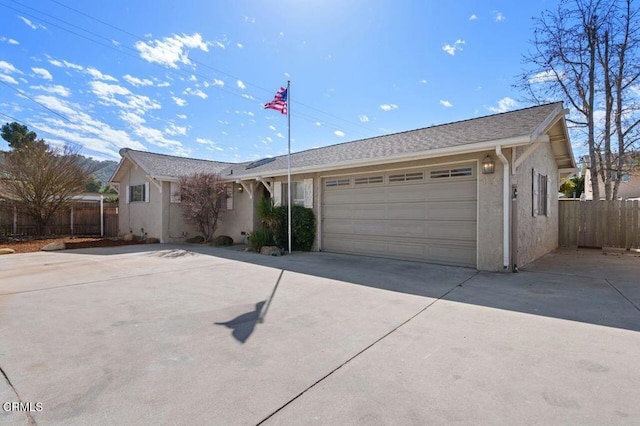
[532,170,548,216]
[354,176,383,185]
[389,172,424,182]
[170,182,181,203]
[325,178,350,187]
[430,167,472,179]
[283,182,304,206]
[226,185,234,210]
[129,184,146,202]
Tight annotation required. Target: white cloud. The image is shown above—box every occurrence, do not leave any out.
[528,70,560,84]
[315,122,321,126]
[470,14,478,20]
[212,41,225,49]
[123,74,153,87]
[196,137,223,151]
[269,125,276,131]
[157,81,170,87]
[419,79,427,84]
[276,132,284,138]
[19,16,46,30]
[135,33,210,68]
[177,114,187,119]
[32,95,147,157]
[90,81,161,114]
[0,74,18,84]
[241,93,255,100]
[0,37,19,45]
[112,40,121,46]
[183,87,207,99]
[165,123,187,136]
[172,96,187,106]
[494,11,506,22]
[211,79,224,87]
[120,111,146,125]
[243,16,256,24]
[32,67,52,80]
[359,115,369,122]
[48,59,83,71]
[440,100,453,107]
[334,130,345,137]
[379,104,398,111]
[442,39,466,56]
[237,43,243,48]
[86,67,118,82]
[237,80,246,90]
[0,60,20,74]
[218,120,229,125]
[30,84,71,97]
[488,97,519,113]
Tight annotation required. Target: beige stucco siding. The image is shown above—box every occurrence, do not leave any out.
[514,141,559,267]
[163,182,255,244]
[118,162,163,240]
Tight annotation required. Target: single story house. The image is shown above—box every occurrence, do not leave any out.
[110,102,575,271]
[582,153,640,200]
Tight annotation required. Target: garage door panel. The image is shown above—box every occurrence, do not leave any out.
[322,165,477,267]
[425,201,477,220]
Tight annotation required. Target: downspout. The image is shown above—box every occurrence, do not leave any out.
[495,146,510,270]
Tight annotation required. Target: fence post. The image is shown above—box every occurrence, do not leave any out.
[100,195,104,237]
[13,204,17,235]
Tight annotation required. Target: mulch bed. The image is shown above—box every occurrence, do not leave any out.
[0,237,148,254]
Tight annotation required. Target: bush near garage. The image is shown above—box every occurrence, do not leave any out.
[275,205,316,251]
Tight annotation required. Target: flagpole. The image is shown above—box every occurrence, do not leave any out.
[287,80,291,255]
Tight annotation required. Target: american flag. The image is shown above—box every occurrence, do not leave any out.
[264,86,287,115]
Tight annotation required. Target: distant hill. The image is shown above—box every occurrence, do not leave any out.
[82,158,118,186]
[1,150,118,188]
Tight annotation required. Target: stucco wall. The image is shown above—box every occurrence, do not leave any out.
[163,182,254,244]
[514,142,559,267]
[118,163,163,240]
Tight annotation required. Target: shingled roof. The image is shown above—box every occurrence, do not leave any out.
[112,102,567,182]
[116,149,232,180]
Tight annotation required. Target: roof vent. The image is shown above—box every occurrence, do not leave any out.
[246,157,276,170]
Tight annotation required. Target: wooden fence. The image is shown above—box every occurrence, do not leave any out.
[0,200,118,237]
[559,199,640,249]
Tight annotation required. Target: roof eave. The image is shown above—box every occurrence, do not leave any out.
[230,135,533,180]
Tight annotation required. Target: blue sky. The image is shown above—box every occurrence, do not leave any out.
[0,0,571,163]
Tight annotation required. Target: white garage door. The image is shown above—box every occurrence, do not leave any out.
[321,164,477,267]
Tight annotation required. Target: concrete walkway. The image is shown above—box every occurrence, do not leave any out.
[0,246,638,425]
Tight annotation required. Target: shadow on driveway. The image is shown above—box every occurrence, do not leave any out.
[55,244,640,333]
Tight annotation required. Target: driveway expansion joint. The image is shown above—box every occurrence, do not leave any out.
[256,271,480,425]
[0,364,37,425]
[605,279,640,313]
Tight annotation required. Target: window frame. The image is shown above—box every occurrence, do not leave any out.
[129,183,146,203]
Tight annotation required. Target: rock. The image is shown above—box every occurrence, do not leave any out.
[42,241,66,251]
[260,246,282,256]
[0,248,16,255]
[146,237,160,244]
[123,233,136,242]
[185,235,205,244]
[211,235,234,246]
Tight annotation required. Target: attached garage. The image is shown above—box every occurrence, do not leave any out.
[321,163,478,267]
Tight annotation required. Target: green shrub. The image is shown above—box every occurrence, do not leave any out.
[247,228,275,251]
[275,205,316,251]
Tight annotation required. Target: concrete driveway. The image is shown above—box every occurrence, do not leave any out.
[1,245,638,425]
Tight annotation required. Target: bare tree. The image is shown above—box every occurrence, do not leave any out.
[518,0,640,200]
[0,141,92,235]
[175,173,227,242]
